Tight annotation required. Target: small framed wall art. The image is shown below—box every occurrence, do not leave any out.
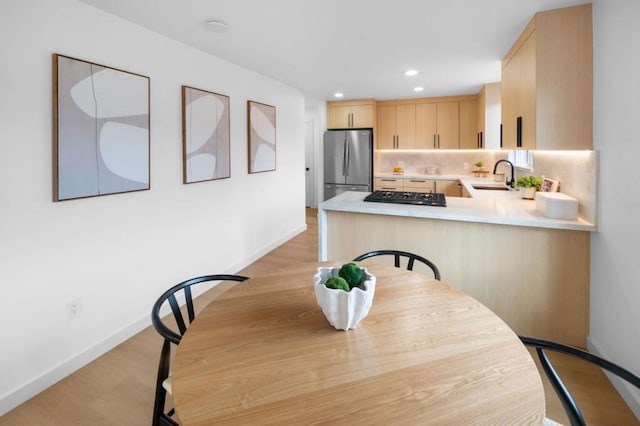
[247,100,276,173]
[182,86,231,183]
[53,54,150,201]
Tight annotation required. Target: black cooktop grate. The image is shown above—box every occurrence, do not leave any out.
[364,191,447,207]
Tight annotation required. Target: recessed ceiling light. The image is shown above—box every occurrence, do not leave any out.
[413,87,424,92]
[206,18,228,32]
[404,70,419,76]
[334,92,344,98]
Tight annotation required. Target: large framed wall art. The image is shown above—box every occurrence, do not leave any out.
[247,100,276,173]
[53,54,150,201]
[182,86,230,183]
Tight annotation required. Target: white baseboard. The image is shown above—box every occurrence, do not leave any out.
[0,223,307,416]
[587,336,640,420]
[0,315,150,416]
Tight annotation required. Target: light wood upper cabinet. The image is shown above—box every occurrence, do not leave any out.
[476,83,502,149]
[415,103,437,149]
[327,99,375,129]
[501,4,592,150]
[396,104,416,148]
[459,100,478,149]
[375,95,476,150]
[435,102,460,149]
[416,101,462,149]
[377,104,416,149]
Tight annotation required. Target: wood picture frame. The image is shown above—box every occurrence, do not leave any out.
[541,177,560,192]
[53,54,150,201]
[182,86,231,183]
[247,100,276,173]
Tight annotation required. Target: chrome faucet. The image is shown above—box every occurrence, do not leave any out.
[493,159,515,187]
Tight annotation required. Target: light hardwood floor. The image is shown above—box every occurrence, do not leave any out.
[1,208,637,425]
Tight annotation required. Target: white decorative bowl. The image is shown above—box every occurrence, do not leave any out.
[313,266,376,330]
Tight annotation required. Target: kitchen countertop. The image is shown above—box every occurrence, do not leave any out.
[319,178,596,232]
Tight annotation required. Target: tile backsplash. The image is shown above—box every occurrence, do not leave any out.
[376,150,507,176]
[376,150,598,225]
[530,150,597,225]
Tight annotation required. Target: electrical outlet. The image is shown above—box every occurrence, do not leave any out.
[463,162,469,170]
[68,298,82,319]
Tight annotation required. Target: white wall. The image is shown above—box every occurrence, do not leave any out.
[591,0,640,417]
[0,0,306,414]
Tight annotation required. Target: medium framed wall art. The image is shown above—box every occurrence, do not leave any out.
[247,100,276,173]
[53,54,150,201]
[182,86,231,183]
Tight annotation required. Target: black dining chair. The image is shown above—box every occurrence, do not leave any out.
[520,336,640,426]
[151,274,249,426]
[353,249,441,280]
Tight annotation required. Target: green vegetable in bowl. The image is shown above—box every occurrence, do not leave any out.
[325,276,350,292]
[339,263,363,289]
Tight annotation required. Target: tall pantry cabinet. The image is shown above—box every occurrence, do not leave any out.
[501,3,593,150]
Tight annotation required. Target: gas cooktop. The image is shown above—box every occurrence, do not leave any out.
[364,190,447,207]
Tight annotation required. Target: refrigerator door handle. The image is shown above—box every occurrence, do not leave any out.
[345,140,350,176]
[342,139,348,176]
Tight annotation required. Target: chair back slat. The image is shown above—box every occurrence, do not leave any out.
[167,294,187,337]
[184,286,196,323]
[353,250,441,280]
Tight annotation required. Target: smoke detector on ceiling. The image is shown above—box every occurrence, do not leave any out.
[206,19,228,33]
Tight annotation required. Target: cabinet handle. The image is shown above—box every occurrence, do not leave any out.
[437,134,441,149]
[433,134,437,149]
[477,133,480,149]
[480,131,484,149]
[396,135,399,149]
[516,116,522,148]
[500,124,503,148]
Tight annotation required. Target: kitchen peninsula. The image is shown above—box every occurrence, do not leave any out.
[318,185,595,347]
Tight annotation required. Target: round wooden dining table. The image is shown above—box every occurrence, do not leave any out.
[171,262,545,425]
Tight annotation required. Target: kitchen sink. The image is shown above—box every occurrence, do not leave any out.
[472,184,511,191]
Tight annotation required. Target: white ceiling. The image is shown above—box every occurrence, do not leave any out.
[78,0,589,102]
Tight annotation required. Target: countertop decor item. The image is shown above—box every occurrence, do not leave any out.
[313,266,375,330]
[515,175,542,199]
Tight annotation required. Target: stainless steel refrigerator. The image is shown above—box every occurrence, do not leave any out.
[323,129,373,201]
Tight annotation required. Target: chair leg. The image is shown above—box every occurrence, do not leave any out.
[153,340,172,426]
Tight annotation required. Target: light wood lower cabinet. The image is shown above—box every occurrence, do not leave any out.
[373,178,461,196]
[435,180,462,197]
[403,179,434,193]
[373,178,403,191]
[325,210,590,347]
